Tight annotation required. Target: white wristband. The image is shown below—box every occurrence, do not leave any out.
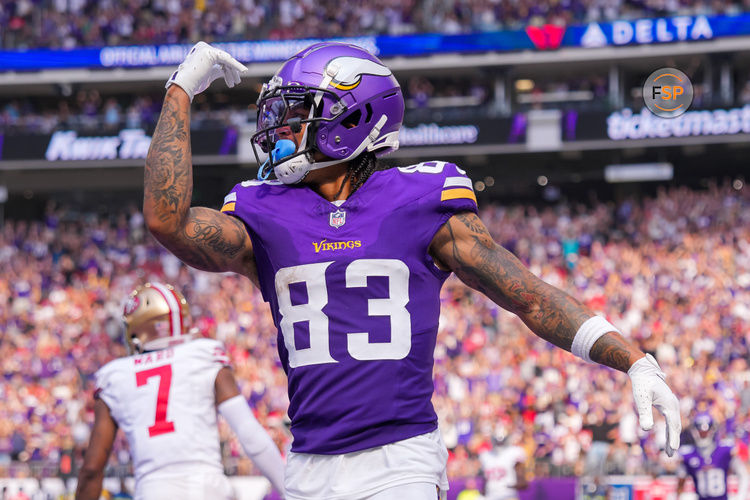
[571,316,621,363]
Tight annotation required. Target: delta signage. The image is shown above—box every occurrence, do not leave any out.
[1,14,747,71]
[575,15,714,48]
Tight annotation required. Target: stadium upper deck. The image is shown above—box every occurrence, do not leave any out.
[0,0,743,50]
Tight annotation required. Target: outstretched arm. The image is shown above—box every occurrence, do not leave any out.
[75,399,118,500]
[429,212,640,371]
[430,211,681,454]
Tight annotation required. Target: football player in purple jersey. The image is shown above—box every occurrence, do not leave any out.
[143,41,681,500]
[677,413,749,500]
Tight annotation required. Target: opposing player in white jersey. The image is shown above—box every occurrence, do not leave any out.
[75,283,285,500]
[479,432,528,500]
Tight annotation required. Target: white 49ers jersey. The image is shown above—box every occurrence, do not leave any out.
[95,338,230,483]
[479,445,526,499]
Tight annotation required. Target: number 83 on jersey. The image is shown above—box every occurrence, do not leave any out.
[275,258,411,368]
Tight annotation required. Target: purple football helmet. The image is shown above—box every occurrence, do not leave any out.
[692,412,716,449]
[252,42,404,184]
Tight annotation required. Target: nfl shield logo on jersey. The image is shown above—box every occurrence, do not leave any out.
[329,209,346,228]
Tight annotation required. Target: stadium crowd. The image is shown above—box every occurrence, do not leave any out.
[0,180,749,491]
[0,0,746,49]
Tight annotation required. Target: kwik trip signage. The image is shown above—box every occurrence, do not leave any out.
[0,128,236,163]
[45,129,152,161]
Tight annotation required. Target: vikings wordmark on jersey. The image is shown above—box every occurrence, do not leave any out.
[221,161,477,454]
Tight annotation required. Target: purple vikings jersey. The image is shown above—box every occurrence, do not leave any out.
[679,441,734,500]
[221,161,477,454]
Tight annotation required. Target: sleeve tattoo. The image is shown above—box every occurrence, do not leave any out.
[144,88,256,281]
[144,91,191,226]
[431,212,641,372]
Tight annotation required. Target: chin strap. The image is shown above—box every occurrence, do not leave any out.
[272,114,389,184]
[305,114,389,173]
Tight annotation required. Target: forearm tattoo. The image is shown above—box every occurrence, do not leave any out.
[143,90,255,278]
[144,90,192,226]
[588,332,640,372]
[172,208,248,271]
[434,212,639,372]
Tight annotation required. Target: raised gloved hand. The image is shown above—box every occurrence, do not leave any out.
[628,353,682,456]
[166,41,247,101]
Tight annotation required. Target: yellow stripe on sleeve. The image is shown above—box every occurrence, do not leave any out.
[221,202,236,213]
[441,188,477,203]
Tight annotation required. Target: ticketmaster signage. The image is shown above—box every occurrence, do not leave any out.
[0,14,747,71]
[606,106,750,140]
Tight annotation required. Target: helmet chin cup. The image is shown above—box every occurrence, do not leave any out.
[275,153,313,184]
[272,139,317,185]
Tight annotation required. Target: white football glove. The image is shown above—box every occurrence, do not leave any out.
[628,353,681,456]
[166,41,247,101]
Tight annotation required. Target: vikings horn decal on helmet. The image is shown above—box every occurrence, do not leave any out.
[252,42,405,184]
[122,283,191,354]
[327,56,394,90]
